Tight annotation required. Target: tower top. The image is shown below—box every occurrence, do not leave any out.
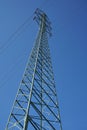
[33,8,52,36]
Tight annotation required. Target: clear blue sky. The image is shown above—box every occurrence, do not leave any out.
[0,0,87,129]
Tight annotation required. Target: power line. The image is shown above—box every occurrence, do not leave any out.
[0,1,49,88]
[0,1,52,90]
[0,14,33,55]
[0,0,50,55]
[0,0,52,89]
[0,49,29,89]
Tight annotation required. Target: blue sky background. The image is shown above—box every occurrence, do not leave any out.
[0,0,87,129]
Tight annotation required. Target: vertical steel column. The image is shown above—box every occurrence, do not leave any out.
[5,8,62,130]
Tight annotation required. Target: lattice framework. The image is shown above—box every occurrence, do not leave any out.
[5,8,62,130]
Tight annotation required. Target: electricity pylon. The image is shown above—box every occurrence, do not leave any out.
[5,8,62,130]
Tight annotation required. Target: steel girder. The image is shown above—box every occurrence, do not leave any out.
[5,8,62,130]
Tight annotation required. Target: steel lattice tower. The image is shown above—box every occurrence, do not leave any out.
[5,8,62,130]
